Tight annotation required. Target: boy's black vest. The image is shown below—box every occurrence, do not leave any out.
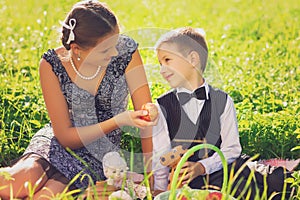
[157,85,227,162]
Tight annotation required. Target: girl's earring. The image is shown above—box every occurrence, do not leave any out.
[77,53,81,61]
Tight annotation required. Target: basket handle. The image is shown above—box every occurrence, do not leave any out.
[169,144,228,200]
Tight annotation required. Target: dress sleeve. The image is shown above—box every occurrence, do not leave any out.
[117,35,138,55]
[41,49,69,86]
[111,35,138,75]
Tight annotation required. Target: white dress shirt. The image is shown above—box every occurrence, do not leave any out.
[152,81,242,190]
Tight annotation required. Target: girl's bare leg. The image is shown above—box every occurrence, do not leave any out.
[0,156,48,199]
[32,171,70,200]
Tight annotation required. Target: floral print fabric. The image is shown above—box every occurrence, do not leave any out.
[24,35,138,189]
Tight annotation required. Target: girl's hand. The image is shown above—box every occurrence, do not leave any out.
[177,161,205,185]
[114,110,156,129]
[140,103,158,122]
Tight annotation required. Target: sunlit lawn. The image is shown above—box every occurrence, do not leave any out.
[0,0,299,199]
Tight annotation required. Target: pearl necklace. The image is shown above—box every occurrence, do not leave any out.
[70,57,101,80]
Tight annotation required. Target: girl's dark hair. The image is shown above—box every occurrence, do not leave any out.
[61,0,118,50]
[155,27,208,73]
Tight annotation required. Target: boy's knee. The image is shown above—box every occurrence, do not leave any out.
[267,167,292,191]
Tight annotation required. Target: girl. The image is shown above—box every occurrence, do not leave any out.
[0,1,154,199]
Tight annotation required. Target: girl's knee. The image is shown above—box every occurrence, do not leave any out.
[0,168,24,199]
[0,158,48,199]
[0,167,14,185]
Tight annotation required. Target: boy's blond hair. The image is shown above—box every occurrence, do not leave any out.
[155,27,208,73]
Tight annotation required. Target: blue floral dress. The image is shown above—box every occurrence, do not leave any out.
[24,35,138,190]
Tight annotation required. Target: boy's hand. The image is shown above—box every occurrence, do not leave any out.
[178,161,206,185]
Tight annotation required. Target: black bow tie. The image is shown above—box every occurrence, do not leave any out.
[177,87,206,105]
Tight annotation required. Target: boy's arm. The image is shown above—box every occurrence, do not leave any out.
[152,104,171,191]
[199,96,242,175]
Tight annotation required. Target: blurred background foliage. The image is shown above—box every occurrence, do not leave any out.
[0,0,299,167]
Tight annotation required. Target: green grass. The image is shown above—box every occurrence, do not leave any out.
[1,0,299,164]
[0,0,299,198]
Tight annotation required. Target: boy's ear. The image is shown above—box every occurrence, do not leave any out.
[189,50,201,67]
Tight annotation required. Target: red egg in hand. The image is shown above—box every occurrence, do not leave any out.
[180,196,188,200]
[140,103,158,122]
[206,192,223,200]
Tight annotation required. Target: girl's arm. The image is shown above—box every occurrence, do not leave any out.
[125,49,153,150]
[125,49,153,179]
[39,57,151,150]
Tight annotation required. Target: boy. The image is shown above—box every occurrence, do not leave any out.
[152,27,292,199]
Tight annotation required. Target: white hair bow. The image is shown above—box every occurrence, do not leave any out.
[60,18,76,44]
